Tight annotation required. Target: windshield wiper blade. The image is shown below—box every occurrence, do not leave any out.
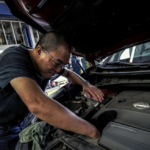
[106,61,150,66]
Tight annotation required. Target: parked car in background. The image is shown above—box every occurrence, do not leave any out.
[54,76,68,86]
[50,80,56,87]
[5,0,150,150]
[46,80,56,89]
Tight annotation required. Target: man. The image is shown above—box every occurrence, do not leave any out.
[0,32,104,149]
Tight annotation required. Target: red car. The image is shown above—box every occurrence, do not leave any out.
[46,80,56,89]
[5,0,150,150]
[50,80,56,87]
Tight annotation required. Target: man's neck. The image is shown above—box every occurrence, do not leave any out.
[28,48,38,71]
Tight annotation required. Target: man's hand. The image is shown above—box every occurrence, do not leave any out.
[88,126,101,139]
[62,69,104,102]
[83,82,104,102]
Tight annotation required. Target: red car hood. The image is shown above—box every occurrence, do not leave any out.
[5,0,150,62]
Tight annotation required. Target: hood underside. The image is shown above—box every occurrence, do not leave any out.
[5,0,150,60]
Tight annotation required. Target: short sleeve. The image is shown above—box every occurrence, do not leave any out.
[0,50,35,90]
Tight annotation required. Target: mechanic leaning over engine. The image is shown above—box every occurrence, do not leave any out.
[0,31,104,149]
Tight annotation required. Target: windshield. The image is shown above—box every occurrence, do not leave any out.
[108,41,150,64]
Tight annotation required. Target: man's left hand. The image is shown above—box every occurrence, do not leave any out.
[82,82,104,102]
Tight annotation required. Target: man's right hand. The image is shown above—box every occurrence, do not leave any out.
[91,129,101,139]
[85,124,101,139]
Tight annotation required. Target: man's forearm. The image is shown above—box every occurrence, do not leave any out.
[11,77,100,139]
[64,69,88,86]
[31,95,100,138]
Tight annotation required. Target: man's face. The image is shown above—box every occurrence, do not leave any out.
[36,45,70,78]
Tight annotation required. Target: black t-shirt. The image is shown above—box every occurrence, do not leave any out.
[0,44,64,125]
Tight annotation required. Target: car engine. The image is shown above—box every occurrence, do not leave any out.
[16,67,150,150]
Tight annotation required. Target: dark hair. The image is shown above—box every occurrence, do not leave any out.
[35,31,71,52]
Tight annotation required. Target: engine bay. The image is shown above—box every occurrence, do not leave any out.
[46,83,150,149]
[17,83,150,150]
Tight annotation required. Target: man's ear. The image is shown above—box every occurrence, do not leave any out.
[35,46,42,58]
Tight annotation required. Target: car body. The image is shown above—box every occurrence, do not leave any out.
[5,0,150,150]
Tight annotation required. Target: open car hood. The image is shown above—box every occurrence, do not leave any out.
[5,0,150,61]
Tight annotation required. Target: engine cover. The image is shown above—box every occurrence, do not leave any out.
[106,91,150,131]
[99,122,150,150]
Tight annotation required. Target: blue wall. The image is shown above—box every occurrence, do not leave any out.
[0,2,16,19]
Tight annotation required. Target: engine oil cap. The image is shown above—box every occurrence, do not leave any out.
[133,102,150,109]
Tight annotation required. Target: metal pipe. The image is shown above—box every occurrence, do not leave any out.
[10,22,17,44]
[1,21,8,45]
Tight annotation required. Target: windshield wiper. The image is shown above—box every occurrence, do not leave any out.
[106,61,150,66]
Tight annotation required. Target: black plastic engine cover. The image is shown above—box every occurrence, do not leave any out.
[99,122,150,150]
